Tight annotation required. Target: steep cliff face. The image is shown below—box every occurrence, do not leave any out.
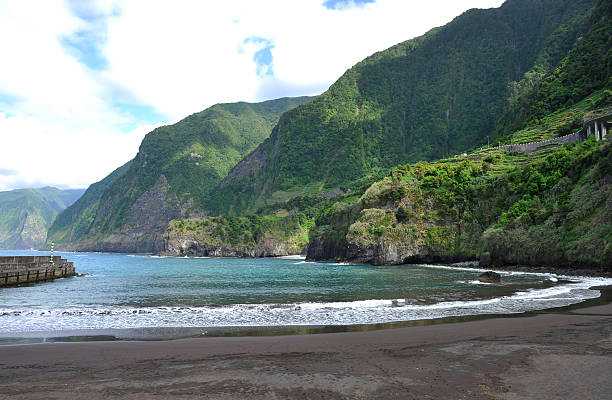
[62,175,193,253]
[208,0,595,215]
[49,97,310,252]
[164,215,309,257]
[0,187,84,249]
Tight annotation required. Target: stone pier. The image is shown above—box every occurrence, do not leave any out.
[0,256,76,287]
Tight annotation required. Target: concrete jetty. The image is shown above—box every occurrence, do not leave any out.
[0,256,76,287]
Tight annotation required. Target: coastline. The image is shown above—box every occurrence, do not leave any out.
[1,290,611,399]
[2,285,611,344]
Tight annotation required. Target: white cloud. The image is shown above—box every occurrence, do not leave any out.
[0,111,152,190]
[0,0,503,191]
[0,0,151,190]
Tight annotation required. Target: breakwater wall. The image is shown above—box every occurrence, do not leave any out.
[0,256,76,287]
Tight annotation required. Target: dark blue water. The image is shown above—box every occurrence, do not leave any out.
[0,250,609,333]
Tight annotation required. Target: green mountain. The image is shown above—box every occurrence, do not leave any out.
[0,187,85,249]
[306,0,611,269]
[210,0,596,214]
[47,97,311,252]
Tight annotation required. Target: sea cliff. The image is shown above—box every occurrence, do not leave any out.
[163,215,309,257]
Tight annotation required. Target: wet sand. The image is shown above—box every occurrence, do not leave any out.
[1,300,611,399]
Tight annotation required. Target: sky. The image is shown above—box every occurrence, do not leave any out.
[0,0,504,191]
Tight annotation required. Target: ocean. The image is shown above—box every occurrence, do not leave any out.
[1,250,610,336]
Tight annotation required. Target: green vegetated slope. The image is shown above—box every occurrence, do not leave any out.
[307,0,612,269]
[0,187,85,249]
[210,0,596,214]
[496,0,612,138]
[47,97,311,252]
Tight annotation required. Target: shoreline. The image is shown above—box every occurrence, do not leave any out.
[444,260,612,278]
[2,250,610,344]
[1,291,611,399]
[3,285,611,345]
[12,248,611,277]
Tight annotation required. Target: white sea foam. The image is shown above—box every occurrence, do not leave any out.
[1,272,610,334]
[277,255,306,260]
[456,280,494,285]
[419,263,552,276]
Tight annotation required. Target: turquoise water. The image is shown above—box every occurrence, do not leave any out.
[1,250,609,333]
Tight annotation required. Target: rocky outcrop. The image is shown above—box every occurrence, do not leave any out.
[163,215,308,258]
[478,271,501,283]
[306,236,348,261]
[222,141,269,183]
[112,175,194,252]
[164,235,298,258]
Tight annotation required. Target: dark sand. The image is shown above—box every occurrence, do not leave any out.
[1,303,611,399]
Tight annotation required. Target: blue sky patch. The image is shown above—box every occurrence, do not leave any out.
[244,37,274,77]
[61,0,118,70]
[61,30,108,70]
[0,91,20,116]
[63,1,167,133]
[0,91,20,107]
[323,0,375,10]
[66,0,119,21]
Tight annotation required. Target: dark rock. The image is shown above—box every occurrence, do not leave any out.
[478,271,501,284]
[479,252,492,267]
[306,237,343,261]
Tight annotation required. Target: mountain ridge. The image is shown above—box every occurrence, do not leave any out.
[0,187,85,249]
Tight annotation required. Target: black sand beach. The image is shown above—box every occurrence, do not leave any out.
[1,297,611,399]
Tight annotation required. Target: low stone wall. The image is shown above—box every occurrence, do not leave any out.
[0,256,76,287]
[500,131,586,154]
